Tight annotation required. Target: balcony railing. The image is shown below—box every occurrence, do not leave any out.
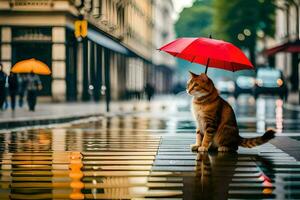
[9,0,54,7]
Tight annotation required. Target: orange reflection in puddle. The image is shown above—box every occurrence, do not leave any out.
[69,152,84,200]
[263,188,273,194]
[259,173,274,195]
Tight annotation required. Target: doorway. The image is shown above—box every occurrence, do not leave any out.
[12,42,52,96]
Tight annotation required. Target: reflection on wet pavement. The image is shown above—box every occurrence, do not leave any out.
[1,95,300,199]
[0,129,184,199]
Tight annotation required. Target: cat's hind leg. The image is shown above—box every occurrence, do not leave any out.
[190,129,202,151]
[216,125,239,152]
[218,146,231,152]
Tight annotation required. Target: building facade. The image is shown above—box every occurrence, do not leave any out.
[264,0,300,99]
[0,0,175,102]
[152,0,176,93]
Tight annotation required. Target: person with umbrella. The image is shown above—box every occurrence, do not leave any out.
[18,74,27,108]
[26,71,42,111]
[8,71,19,111]
[11,58,50,111]
[0,63,7,111]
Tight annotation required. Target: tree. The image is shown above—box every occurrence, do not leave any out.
[174,0,214,82]
[213,0,276,64]
[175,0,213,38]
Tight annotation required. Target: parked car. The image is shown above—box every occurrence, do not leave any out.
[172,83,185,94]
[215,78,235,94]
[234,76,255,97]
[254,68,288,100]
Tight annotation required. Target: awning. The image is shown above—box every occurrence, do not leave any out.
[87,28,130,55]
[264,40,300,56]
[66,23,129,55]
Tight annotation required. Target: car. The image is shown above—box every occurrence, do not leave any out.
[234,76,255,97]
[254,68,288,100]
[215,78,235,94]
[172,83,186,94]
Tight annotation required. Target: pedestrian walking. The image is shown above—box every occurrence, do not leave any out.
[26,71,42,111]
[144,83,155,101]
[0,63,7,110]
[18,74,27,108]
[8,71,19,111]
[3,76,9,110]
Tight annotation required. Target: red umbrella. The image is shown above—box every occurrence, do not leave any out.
[158,37,254,74]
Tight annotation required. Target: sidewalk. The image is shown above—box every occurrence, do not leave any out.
[288,91,299,105]
[0,102,105,129]
[0,97,176,129]
[284,92,300,111]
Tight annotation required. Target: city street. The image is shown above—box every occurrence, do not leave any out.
[0,0,299,199]
[1,95,300,199]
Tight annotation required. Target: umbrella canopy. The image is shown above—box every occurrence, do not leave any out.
[158,37,254,73]
[11,58,51,75]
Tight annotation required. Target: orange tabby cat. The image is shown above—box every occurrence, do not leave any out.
[187,71,275,152]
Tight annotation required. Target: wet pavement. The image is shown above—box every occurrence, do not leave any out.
[1,94,300,199]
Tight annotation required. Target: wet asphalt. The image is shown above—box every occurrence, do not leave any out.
[1,94,300,199]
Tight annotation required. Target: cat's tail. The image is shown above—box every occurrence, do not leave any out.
[239,129,276,148]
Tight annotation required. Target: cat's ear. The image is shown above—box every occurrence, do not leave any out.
[189,71,198,78]
[200,73,209,82]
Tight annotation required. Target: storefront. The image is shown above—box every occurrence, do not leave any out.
[1,23,173,103]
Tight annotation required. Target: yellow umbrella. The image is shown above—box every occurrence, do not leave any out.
[11,58,51,75]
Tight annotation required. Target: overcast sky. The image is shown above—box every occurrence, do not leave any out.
[172,0,194,19]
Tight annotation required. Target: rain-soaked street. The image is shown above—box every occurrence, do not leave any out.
[1,94,300,199]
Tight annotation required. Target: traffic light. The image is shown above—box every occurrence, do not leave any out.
[81,20,88,38]
[74,20,88,39]
[74,20,81,38]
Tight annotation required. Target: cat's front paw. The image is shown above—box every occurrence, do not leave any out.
[198,146,208,152]
[190,144,200,152]
[196,152,208,160]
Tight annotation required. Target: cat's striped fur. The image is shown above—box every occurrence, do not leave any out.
[187,71,275,152]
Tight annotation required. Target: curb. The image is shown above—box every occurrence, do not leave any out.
[0,114,102,130]
[0,111,135,130]
[283,103,300,112]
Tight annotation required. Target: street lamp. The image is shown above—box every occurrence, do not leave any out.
[73,0,111,111]
[74,1,90,102]
[237,33,245,41]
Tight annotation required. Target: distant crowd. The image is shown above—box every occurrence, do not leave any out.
[0,63,42,112]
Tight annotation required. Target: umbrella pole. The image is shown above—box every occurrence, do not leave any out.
[205,58,210,74]
[204,34,212,74]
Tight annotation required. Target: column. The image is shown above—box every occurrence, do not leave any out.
[104,48,111,112]
[89,42,95,100]
[1,27,12,73]
[94,45,102,101]
[291,53,299,92]
[77,43,83,100]
[82,38,89,101]
[66,30,78,101]
[52,27,66,101]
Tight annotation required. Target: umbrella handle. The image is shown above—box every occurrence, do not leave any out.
[205,58,210,74]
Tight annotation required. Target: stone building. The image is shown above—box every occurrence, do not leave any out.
[152,0,176,93]
[0,0,175,102]
[264,0,300,98]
